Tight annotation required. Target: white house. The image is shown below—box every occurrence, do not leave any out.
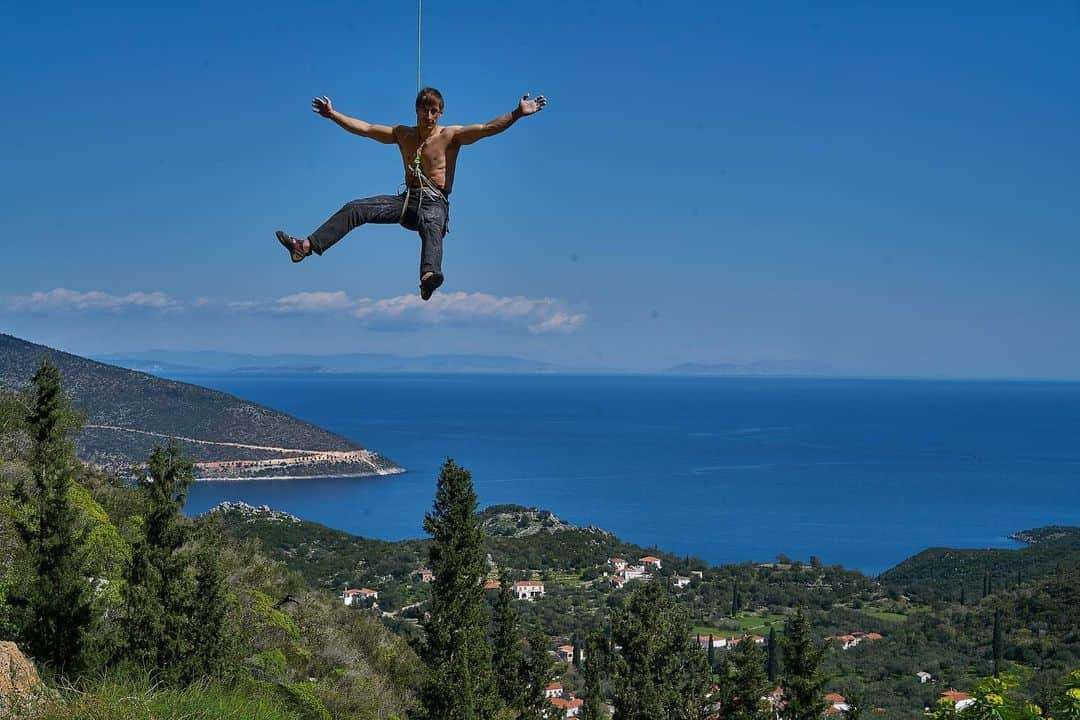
[640,555,662,570]
[549,696,583,718]
[341,588,378,606]
[545,682,564,698]
[513,580,545,601]
[917,671,933,684]
[624,565,647,581]
[671,575,691,588]
[941,691,975,711]
[608,557,627,571]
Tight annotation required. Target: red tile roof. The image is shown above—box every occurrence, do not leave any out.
[941,690,972,703]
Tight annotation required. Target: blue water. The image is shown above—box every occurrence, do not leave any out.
[179,375,1080,575]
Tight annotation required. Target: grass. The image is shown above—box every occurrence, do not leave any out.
[860,609,910,623]
[692,613,787,639]
[31,674,302,720]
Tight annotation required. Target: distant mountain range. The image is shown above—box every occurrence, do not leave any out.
[93,350,839,378]
[0,333,402,479]
[93,350,592,376]
[664,361,837,377]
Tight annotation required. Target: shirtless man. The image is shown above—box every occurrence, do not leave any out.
[276,87,547,300]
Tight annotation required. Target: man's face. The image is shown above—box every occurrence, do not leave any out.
[416,103,443,130]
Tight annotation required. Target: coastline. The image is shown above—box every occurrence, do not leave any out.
[194,468,407,482]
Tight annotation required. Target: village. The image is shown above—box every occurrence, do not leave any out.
[337,555,972,719]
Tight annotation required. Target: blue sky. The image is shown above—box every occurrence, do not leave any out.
[3,1,1079,377]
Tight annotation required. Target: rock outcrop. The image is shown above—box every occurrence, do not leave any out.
[0,641,43,713]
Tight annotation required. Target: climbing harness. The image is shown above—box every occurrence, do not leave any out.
[398,135,447,231]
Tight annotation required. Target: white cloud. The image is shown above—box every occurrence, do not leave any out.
[6,287,587,334]
[529,311,587,334]
[256,290,586,333]
[11,288,178,312]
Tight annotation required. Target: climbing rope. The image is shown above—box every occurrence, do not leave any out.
[417,0,422,92]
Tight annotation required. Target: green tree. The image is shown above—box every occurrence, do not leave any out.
[189,524,235,679]
[581,630,609,720]
[521,622,556,720]
[718,636,771,720]
[992,609,1004,678]
[121,441,200,684]
[779,607,827,720]
[610,581,711,720]
[492,570,525,711]
[12,358,93,675]
[421,458,499,720]
[766,627,779,683]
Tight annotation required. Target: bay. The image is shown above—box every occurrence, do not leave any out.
[180,374,1080,575]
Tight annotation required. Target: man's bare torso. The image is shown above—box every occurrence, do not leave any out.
[395,125,461,195]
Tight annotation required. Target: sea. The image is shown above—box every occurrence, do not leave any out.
[178,374,1080,576]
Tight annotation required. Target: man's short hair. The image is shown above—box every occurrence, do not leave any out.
[415,87,444,112]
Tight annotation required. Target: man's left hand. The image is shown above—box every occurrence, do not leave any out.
[518,93,548,116]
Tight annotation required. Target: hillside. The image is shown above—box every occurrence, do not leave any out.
[0,333,403,479]
[878,526,1080,602]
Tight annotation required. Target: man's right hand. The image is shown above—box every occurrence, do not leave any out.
[312,96,334,118]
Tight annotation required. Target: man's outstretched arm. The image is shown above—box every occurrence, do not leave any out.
[452,93,547,146]
[312,96,397,144]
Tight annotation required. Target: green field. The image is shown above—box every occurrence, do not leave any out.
[691,613,787,639]
[860,609,909,623]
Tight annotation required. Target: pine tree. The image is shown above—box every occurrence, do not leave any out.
[421,458,498,720]
[779,608,828,720]
[13,358,93,675]
[581,630,609,720]
[610,581,711,720]
[766,627,779,683]
[492,570,525,710]
[521,622,556,720]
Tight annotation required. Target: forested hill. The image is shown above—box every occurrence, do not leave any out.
[0,333,402,478]
[878,526,1080,602]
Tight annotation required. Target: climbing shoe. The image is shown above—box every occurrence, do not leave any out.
[420,272,444,301]
[276,230,310,263]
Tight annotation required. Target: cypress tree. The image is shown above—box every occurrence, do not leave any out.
[731,579,739,617]
[573,632,582,668]
[982,571,989,598]
[959,586,966,606]
[992,608,1003,678]
[610,580,711,720]
[581,630,608,720]
[13,358,93,675]
[708,634,716,668]
[766,627,779,682]
[521,622,556,720]
[121,441,197,683]
[779,607,828,720]
[492,570,525,710]
[724,636,770,720]
[188,526,234,680]
[421,458,498,720]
